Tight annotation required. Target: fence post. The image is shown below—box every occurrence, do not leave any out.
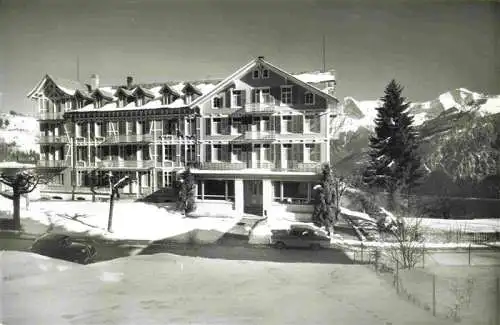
[468,243,471,266]
[432,274,436,317]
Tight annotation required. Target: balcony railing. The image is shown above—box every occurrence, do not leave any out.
[95,159,155,169]
[38,135,69,144]
[36,160,69,168]
[242,131,276,141]
[195,162,247,170]
[37,111,65,120]
[273,161,322,173]
[104,134,154,144]
[243,99,279,113]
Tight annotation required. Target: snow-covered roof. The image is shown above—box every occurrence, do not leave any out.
[293,70,335,84]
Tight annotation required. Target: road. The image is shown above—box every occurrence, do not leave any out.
[1,232,499,266]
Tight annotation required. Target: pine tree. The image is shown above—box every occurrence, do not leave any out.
[312,163,347,235]
[175,168,196,215]
[363,79,423,208]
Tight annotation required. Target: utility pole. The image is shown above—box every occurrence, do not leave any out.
[71,118,77,201]
[76,56,80,82]
[107,171,130,233]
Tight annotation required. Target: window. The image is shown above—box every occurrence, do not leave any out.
[252,69,260,79]
[232,145,243,161]
[262,69,269,79]
[213,118,223,134]
[185,94,193,104]
[64,99,72,111]
[305,143,320,161]
[213,145,222,161]
[305,115,320,133]
[205,118,211,135]
[262,144,271,161]
[231,118,243,134]
[281,86,292,105]
[261,116,270,132]
[253,88,271,104]
[231,90,242,107]
[282,116,292,133]
[212,97,222,109]
[162,94,174,105]
[304,92,315,105]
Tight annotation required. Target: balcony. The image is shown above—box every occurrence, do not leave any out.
[38,135,69,144]
[104,134,154,144]
[95,159,155,169]
[232,99,279,116]
[231,131,276,144]
[36,160,69,168]
[195,162,247,170]
[272,161,322,173]
[37,111,65,120]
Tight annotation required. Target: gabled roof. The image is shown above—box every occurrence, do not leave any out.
[182,82,202,96]
[159,84,182,97]
[133,86,155,98]
[27,74,90,98]
[114,87,135,98]
[74,89,93,100]
[189,58,339,108]
[92,88,115,100]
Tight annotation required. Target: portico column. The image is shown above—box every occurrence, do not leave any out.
[234,179,244,215]
[201,181,205,200]
[262,179,272,217]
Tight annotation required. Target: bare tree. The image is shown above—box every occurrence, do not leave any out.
[0,169,39,230]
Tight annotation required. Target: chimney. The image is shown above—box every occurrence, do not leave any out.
[126,76,134,89]
[258,56,265,60]
[90,74,99,90]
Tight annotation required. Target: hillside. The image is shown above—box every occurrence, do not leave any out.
[331,88,500,197]
[0,111,39,155]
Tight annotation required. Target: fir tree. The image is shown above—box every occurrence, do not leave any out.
[312,163,347,235]
[363,79,423,208]
[175,168,196,215]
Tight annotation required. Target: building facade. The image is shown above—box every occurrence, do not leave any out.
[28,57,339,217]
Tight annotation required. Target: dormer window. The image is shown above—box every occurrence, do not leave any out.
[136,97,144,106]
[162,94,175,105]
[95,98,103,109]
[304,92,315,105]
[252,69,260,79]
[185,94,193,104]
[262,69,269,79]
[212,97,222,109]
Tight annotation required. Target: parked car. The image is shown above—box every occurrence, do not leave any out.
[30,233,97,264]
[270,225,331,249]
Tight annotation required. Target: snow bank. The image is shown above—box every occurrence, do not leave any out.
[1,251,77,281]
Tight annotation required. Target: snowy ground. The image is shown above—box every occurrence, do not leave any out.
[1,251,453,325]
[0,197,242,242]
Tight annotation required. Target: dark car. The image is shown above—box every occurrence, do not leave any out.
[30,233,97,264]
[270,225,331,250]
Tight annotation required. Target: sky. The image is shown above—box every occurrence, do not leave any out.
[0,0,498,114]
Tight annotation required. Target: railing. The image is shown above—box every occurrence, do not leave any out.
[38,135,69,143]
[37,111,65,120]
[272,161,322,173]
[195,162,247,170]
[241,131,276,141]
[273,197,312,205]
[36,160,68,168]
[96,159,155,169]
[243,99,280,113]
[104,134,154,143]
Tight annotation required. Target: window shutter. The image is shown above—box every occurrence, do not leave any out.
[311,144,320,161]
[311,116,320,133]
[205,118,211,135]
[221,118,228,135]
[274,116,281,133]
[240,90,246,106]
[205,144,211,162]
